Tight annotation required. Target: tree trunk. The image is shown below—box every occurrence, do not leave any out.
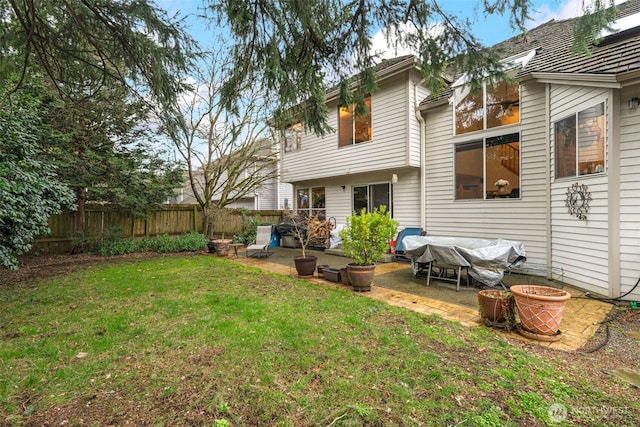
[71,187,86,254]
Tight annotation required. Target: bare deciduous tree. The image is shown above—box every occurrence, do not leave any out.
[160,48,279,238]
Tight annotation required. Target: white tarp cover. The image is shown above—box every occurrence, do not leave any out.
[403,236,527,287]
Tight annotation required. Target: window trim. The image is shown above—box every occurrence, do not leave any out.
[454,132,521,201]
[453,76,521,136]
[351,182,393,215]
[554,101,606,180]
[339,95,372,147]
[296,186,325,217]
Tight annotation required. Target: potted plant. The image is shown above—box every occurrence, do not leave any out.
[510,285,570,340]
[477,289,514,329]
[286,213,321,277]
[340,206,399,291]
[210,234,232,256]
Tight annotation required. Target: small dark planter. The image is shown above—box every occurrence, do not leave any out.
[317,264,330,278]
[347,263,376,292]
[293,256,318,278]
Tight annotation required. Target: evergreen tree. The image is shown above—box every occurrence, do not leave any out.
[207,0,617,135]
[0,85,75,270]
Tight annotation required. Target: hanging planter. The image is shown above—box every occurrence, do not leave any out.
[510,285,570,339]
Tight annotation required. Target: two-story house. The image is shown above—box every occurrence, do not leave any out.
[281,0,640,301]
[281,55,428,227]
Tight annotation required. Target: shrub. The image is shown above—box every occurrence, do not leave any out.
[96,232,208,256]
[233,210,272,244]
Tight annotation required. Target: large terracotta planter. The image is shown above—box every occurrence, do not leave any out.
[293,256,318,278]
[510,285,570,336]
[478,290,514,326]
[347,264,376,292]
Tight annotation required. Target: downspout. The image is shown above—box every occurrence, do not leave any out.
[414,84,427,230]
[545,83,552,275]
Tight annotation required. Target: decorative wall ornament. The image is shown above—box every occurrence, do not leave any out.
[565,182,591,220]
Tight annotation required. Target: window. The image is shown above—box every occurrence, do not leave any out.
[339,95,372,146]
[352,183,392,213]
[284,122,302,152]
[297,187,325,218]
[455,77,520,135]
[555,103,605,179]
[455,133,520,200]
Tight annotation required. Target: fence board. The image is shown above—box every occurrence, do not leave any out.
[32,206,284,255]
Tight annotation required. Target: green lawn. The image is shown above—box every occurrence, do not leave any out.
[0,255,636,426]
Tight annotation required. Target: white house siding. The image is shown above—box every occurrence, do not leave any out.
[296,168,421,230]
[618,83,640,300]
[549,85,610,295]
[422,82,550,266]
[282,71,424,184]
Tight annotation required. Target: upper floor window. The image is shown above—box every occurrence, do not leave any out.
[555,102,605,179]
[455,133,520,200]
[284,122,302,152]
[454,77,520,135]
[339,95,372,147]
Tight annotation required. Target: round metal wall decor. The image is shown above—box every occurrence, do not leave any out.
[565,182,591,220]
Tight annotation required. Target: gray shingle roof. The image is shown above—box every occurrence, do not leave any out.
[420,0,640,107]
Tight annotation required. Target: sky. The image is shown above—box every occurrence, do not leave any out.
[156,0,608,52]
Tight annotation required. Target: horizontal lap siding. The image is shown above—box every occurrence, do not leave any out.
[304,169,420,229]
[282,74,415,183]
[550,85,610,294]
[423,83,549,265]
[618,83,640,299]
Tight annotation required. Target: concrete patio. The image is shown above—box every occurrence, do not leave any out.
[228,247,613,352]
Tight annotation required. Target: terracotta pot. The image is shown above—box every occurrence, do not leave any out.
[510,285,570,336]
[316,264,330,278]
[211,239,232,256]
[478,290,513,323]
[347,264,376,292]
[293,256,317,278]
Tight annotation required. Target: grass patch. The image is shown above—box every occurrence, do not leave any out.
[1,254,637,426]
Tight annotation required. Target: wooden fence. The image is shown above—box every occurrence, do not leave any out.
[32,205,284,255]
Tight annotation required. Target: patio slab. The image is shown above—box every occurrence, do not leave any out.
[227,247,612,352]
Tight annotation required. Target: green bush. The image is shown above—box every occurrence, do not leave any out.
[233,210,273,244]
[96,231,208,256]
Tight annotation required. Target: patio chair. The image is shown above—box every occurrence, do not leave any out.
[246,226,272,258]
[393,227,424,262]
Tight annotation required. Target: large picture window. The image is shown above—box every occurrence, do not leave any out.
[455,77,520,135]
[339,95,372,146]
[555,102,605,179]
[455,133,521,200]
[352,183,392,214]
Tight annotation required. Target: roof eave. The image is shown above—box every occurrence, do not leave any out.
[417,98,449,112]
[326,56,419,102]
[529,72,622,88]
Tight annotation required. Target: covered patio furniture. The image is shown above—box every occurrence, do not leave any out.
[246,226,273,258]
[403,236,526,290]
[392,227,424,262]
